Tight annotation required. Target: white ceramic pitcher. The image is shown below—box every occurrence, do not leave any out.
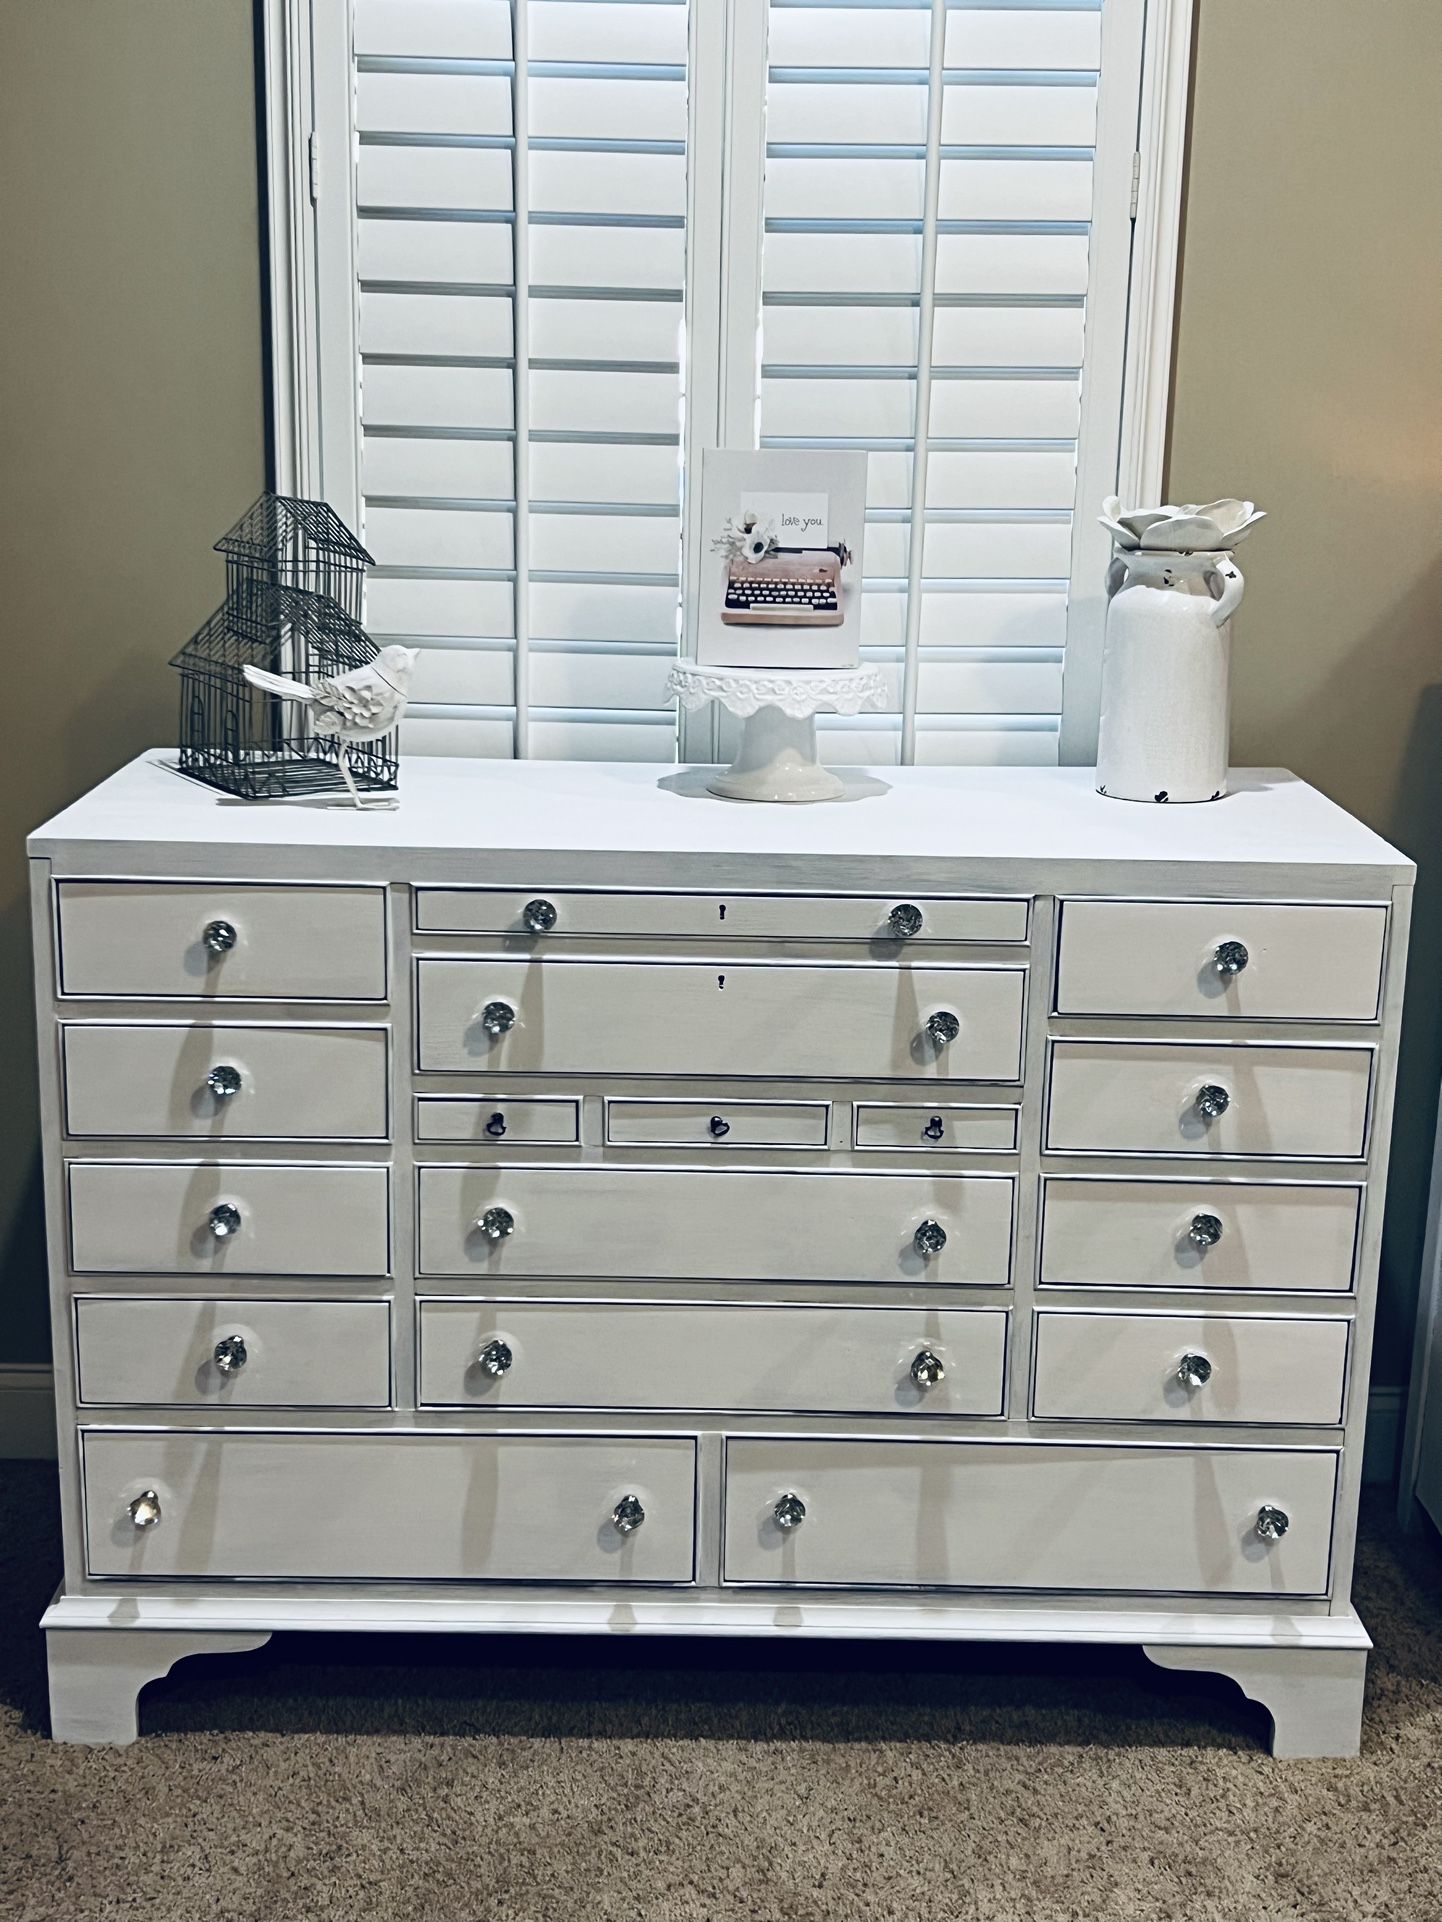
[1094,549,1245,803]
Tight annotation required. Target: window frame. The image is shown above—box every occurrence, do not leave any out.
[259,0,1195,764]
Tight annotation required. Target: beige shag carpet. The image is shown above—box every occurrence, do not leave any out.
[1,1461,1439,1922]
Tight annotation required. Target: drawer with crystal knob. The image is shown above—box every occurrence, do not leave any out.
[415,887,1029,945]
[73,1297,391,1407]
[55,882,387,1001]
[1055,899,1387,1021]
[66,1161,390,1276]
[417,1166,1013,1285]
[604,1100,830,1150]
[418,1301,1007,1414]
[60,1022,390,1140]
[1045,1041,1373,1159]
[1030,1311,1350,1425]
[1038,1177,1362,1292]
[81,1431,696,1582]
[415,1096,581,1145]
[416,958,1025,1083]
[853,1103,1019,1154]
[721,1439,1338,1594]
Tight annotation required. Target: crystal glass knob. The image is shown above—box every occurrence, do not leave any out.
[1195,1083,1230,1120]
[773,1492,807,1531]
[926,1011,960,1046]
[914,1219,947,1256]
[1256,1504,1290,1542]
[923,1115,946,1141]
[1215,940,1250,977]
[1188,1212,1224,1249]
[709,1115,731,1138]
[202,919,236,956]
[478,1337,513,1378]
[206,1064,242,1101]
[1176,1351,1213,1390]
[523,898,558,933]
[481,1000,516,1037]
[485,1111,507,1138]
[209,1202,242,1240]
[611,1493,645,1536]
[889,903,924,939]
[213,1334,248,1375]
[911,1348,946,1388]
[128,1489,162,1530]
[478,1206,514,1242]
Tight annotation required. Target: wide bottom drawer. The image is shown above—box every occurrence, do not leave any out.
[722,1440,1336,1594]
[418,1302,1007,1416]
[83,1432,696,1583]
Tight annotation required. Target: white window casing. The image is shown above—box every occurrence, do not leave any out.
[261,0,1194,765]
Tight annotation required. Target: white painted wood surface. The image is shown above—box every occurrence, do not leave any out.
[418,1301,1007,1417]
[604,1100,829,1149]
[415,1096,580,1145]
[722,1440,1338,1595]
[854,1103,1018,1154]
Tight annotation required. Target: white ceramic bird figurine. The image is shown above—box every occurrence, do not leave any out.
[241,644,418,807]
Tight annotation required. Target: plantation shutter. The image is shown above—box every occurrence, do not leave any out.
[307,0,1144,764]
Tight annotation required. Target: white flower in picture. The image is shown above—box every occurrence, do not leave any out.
[713,512,779,564]
[1100,495,1266,553]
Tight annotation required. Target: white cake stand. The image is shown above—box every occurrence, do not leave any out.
[668,662,887,803]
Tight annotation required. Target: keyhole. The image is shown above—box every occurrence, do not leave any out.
[717,973,726,989]
[718,904,726,921]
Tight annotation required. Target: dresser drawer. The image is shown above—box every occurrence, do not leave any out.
[61,1023,390,1140]
[82,1431,696,1582]
[605,1099,829,1149]
[418,1302,1007,1415]
[1031,1311,1350,1425]
[416,958,1026,1083]
[1056,900,1387,1021]
[56,882,387,1001]
[1045,1042,1373,1160]
[416,887,1029,945]
[417,1166,1013,1285]
[67,1162,391,1276]
[722,1440,1337,1594]
[75,1297,392,1407]
[1038,1178,1362,1292]
[415,1096,580,1145]
[853,1103,1018,1153]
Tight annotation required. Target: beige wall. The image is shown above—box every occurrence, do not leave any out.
[1,1,1439,1383]
[0,0,265,1357]
[1168,0,1442,1377]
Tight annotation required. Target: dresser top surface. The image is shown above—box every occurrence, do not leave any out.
[28,751,1412,883]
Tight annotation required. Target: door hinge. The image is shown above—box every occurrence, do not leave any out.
[1129,150,1141,220]
[309,130,321,205]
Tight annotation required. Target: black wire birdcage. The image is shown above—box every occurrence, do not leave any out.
[171,494,395,800]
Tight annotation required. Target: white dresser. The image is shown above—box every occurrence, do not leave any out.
[29,753,1412,1754]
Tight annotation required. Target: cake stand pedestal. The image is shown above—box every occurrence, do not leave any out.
[667,662,886,803]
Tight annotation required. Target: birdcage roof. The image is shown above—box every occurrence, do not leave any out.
[169,581,375,669]
[213,492,373,568]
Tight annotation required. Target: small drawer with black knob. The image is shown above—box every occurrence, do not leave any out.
[61,1022,390,1140]
[1044,1041,1373,1160]
[721,1438,1337,1595]
[416,957,1025,1082]
[66,1161,391,1276]
[56,881,387,1001]
[74,1297,392,1407]
[81,1430,697,1583]
[853,1103,1018,1154]
[418,1300,1006,1414]
[416,1165,1013,1285]
[415,1095,581,1146]
[1030,1310,1350,1425]
[1055,899,1387,1021]
[605,1099,829,1149]
[415,886,1029,945]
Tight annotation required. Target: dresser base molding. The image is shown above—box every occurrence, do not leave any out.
[1144,1643,1369,1759]
[45,1626,272,1746]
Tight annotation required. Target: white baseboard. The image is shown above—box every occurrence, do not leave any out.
[0,1366,1412,1482]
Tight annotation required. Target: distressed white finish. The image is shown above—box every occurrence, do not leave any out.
[27,754,1412,1755]
[47,1628,271,1747]
[1144,1644,1369,1760]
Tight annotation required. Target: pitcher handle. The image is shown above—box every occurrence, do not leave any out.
[1105,554,1129,601]
[1206,557,1245,627]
